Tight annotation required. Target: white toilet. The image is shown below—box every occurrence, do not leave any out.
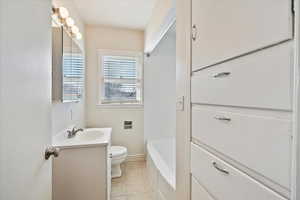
[111,146,128,178]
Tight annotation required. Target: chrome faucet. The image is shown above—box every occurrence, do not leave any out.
[67,127,84,138]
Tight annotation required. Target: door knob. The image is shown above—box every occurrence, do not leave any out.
[45,147,60,160]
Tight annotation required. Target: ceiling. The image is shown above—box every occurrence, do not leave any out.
[72,0,157,30]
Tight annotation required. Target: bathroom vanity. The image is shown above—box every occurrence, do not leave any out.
[52,128,112,200]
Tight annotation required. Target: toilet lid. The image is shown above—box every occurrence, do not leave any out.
[111,146,127,157]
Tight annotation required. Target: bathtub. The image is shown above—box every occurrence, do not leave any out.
[147,138,176,200]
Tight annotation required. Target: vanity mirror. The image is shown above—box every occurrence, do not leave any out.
[52,26,84,103]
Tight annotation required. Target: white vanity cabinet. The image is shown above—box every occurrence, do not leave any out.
[53,147,110,200]
[191,0,293,70]
[190,0,295,199]
[52,128,112,200]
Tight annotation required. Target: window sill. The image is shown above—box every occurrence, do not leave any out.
[96,104,144,110]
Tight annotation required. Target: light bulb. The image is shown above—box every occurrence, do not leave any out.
[51,13,59,22]
[76,32,82,40]
[58,7,69,19]
[51,13,63,27]
[65,17,75,27]
[71,25,79,34]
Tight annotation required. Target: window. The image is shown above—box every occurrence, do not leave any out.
[98,50,143,106]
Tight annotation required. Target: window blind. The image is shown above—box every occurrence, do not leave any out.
[102,56,141,103]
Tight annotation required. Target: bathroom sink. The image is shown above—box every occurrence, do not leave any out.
[75,129,105,142]
[52,128,112,149]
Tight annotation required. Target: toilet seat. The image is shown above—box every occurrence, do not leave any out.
[111,146,127,157]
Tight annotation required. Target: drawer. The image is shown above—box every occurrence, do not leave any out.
[191,42,293,111]
[192,176,214,200]
[192,106,291,189]
[191,143,287,200]
[192,0,293,69]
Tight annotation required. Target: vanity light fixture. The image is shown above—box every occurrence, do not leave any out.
[52,6,82,40]
[75,32,82,40]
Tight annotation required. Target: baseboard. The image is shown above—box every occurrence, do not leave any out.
[126,154,146,162]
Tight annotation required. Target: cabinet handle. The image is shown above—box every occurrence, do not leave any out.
[192,25,197,41]
[213,72,231,78]
[214,116,231,122]
[212,162,229,175]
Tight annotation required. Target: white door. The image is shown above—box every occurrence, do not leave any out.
[191,0,294,70]
[0,0,53,200]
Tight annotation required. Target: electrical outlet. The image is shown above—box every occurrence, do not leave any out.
[124,121,133,129]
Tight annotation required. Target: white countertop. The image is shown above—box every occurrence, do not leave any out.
[52,128,112,149]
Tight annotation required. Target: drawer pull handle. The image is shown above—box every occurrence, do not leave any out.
[213,162,230,175]
[213,72,231,78]
[214,116,231,122]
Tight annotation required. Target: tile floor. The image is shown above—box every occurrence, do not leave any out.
[111,161,154,200]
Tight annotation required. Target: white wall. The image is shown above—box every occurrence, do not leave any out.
[51,0,86,135]
[85,25,145,156]
[144,0,175,53]
[144,26,176,142]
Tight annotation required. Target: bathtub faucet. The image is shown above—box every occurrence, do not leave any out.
[67,127,84,138]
